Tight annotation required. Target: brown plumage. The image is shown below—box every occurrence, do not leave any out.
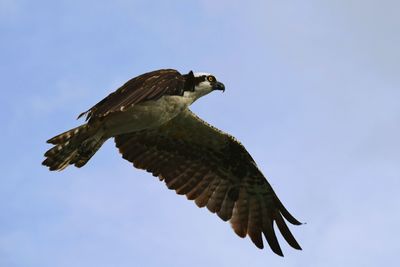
[78,69,194,122]
[114,109,302,256]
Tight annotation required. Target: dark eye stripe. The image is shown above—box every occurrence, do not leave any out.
[194,75,207,85]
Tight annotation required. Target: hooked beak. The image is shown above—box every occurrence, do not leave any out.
[212,81,225,92]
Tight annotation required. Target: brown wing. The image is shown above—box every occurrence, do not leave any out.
[79,69,193,121]
[114,109,302,256]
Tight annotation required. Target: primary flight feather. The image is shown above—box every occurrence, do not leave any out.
[43,69,302,256]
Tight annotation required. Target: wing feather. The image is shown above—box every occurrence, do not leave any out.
[195,178,221,208]
[80,69,192,121]
[176,166,208,195]
[114,109,302,256]
[216,192,235,221]
[262,216,284,256]
[231,188,250,238]
[274,211,302,250]
[247,197,264,249]
[186,172,214,200]
[206,180,230,213]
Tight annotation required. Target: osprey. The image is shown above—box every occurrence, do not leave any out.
[43,69,302,256]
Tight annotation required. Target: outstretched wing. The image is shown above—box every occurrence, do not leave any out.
[79,69,194,121]
[114,109,302,256]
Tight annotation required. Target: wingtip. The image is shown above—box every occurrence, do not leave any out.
[252,239,264,250]
[275,250,284,257]
[270,243,284,257]
[276,199,302,226]
[271,244,284,257]
[232,226,247,238]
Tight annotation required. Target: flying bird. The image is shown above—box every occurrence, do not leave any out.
[43,69,302,256]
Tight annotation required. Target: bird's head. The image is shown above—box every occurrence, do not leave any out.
[183,71,225,102]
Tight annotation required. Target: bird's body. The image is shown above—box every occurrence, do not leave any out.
[43,69,302,256]
[102,95,192,136]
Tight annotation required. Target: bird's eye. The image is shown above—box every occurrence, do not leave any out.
[207,75,215,82]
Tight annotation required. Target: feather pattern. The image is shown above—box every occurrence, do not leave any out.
[114,109,302,256]
[79,69,194,122]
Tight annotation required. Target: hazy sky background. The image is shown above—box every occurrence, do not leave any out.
[1,0,399,266]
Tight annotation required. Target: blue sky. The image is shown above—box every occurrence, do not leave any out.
[1,0,399,266]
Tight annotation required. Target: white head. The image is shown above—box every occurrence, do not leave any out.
[183,71,225,102]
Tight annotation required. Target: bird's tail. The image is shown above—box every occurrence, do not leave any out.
[42,124,106,171]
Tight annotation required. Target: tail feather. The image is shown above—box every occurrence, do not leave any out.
[43,124,106,171]
[47,125,89,144]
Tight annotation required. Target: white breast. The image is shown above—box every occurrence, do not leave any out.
[102,95,193,137]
